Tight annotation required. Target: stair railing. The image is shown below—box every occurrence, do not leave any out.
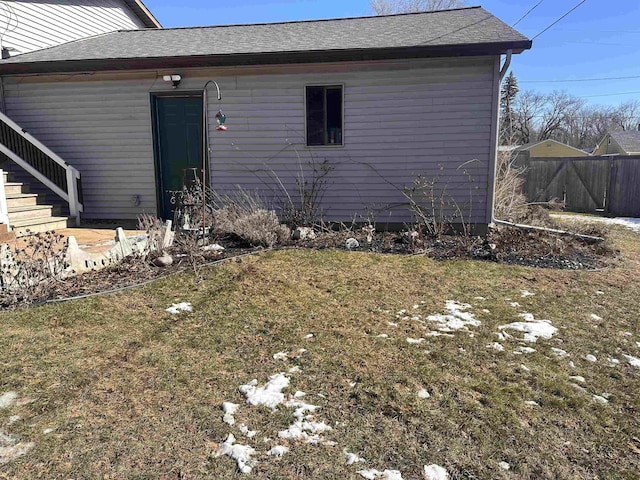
[0,110,83,225]
[0,169,8,228]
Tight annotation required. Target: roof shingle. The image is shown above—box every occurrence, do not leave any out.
[0,7,530,73]
[609,130,640,154]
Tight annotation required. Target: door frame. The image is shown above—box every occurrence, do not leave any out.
[149,91,206,219]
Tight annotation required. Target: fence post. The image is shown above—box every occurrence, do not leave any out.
[605,157,615,217]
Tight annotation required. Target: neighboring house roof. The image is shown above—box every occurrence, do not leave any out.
[123,0,163,29]
[606,130,640,154]
[0,7,531,74]
[514,139,589,156]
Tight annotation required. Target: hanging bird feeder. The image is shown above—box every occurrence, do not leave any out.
[215,110,227,131]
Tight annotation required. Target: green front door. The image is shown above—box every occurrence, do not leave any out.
[153,95,204,219]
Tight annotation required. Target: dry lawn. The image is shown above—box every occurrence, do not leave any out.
[0,225,639,479]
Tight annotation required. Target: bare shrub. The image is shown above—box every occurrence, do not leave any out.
[403,162,478,239]
[280,155,333,228]
[208,186,290,247]
[493,150,529,222]
[137,213,164,260]
[0,231,68,306]
[214,207,289,247]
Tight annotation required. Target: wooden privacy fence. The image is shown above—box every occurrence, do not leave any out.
[518,153,640,217]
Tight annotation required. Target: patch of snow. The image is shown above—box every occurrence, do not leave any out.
[411,316,422,321]
[7,416,19,425]
[294,391,306,398]
[426,331,454,337]
[570,376,586,383]
[345,449,366,465]
[487,342,505,352]
[474,296,486,301]
[499,313,557,343]
[222,402,239,425]
[515,346,536,354]
[0,393,17,410]
[239,373,290,410]
[358,469,403,480]
[305,334,314,339]
[273,351,288,360]
[322,440,338,446]
[569,361,576,368]
[42,428,54,434]
[288,366,301,373]
[418,389,431,399]
[585,354,597,363]
[551,348,569,358]
[596,290,604,295]
[509,302,521,308]
[590,314,603,321]
[349,382,357,388]
[592,395,609,405]
[426,301,481,332]
[268,445,289,457]
[407,338,425,344]
[284,399,319,421]
[498,461,510,471]
[397,310,407,315]
[0,431,33,466]
[216,433,257,474]
[424,464,449,480]
[238,424,257,438]
[520,364,530,372]
[576,216,640,233]
[413,304,420,309]
[165,302,193,315]
[278,420,332,444]
[388,322,398,327]
[202,243,225,252]
[607,357,620,367]
[377,334,389,338]
[623,354,640,369]
[524,401,539,406]
[521,290,535,297]
[482,309,490,313]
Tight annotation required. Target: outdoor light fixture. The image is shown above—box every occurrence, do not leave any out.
[162,74,182,88]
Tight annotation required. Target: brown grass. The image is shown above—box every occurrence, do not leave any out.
[0,223,639,479]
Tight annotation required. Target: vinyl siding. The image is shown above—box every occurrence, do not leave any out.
[0,0,144,55]
[2,57,498,223]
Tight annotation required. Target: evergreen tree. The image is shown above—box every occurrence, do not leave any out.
[500,71,519,144]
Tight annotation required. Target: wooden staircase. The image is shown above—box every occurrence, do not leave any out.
[2,170,69,236]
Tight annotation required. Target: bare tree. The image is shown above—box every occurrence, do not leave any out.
[512,90,546,144]
[537,91,584,141]
[611,100,640,131]
[371,0,466,14]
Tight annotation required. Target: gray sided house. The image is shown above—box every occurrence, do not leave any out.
[0,7,530,234]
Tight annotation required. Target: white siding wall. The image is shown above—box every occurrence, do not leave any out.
[2,56,498,223]
[0,0,144,55]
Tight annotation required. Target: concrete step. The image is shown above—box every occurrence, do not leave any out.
[11,216,70,237]
[6,193,38,208]
[4,182,27,195]
[8,204,55,223]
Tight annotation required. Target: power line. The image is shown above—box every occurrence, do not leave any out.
[513,0,544,27]
[532,0,588,40]
[521,74,640,83]
[582,91,640,98]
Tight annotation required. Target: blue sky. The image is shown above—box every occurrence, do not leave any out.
[143,0,640,106]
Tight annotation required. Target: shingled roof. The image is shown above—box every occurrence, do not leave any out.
[0,6,530,74]
[608,130,640,154]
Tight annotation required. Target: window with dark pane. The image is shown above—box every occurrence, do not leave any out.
[306,85,343,146]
